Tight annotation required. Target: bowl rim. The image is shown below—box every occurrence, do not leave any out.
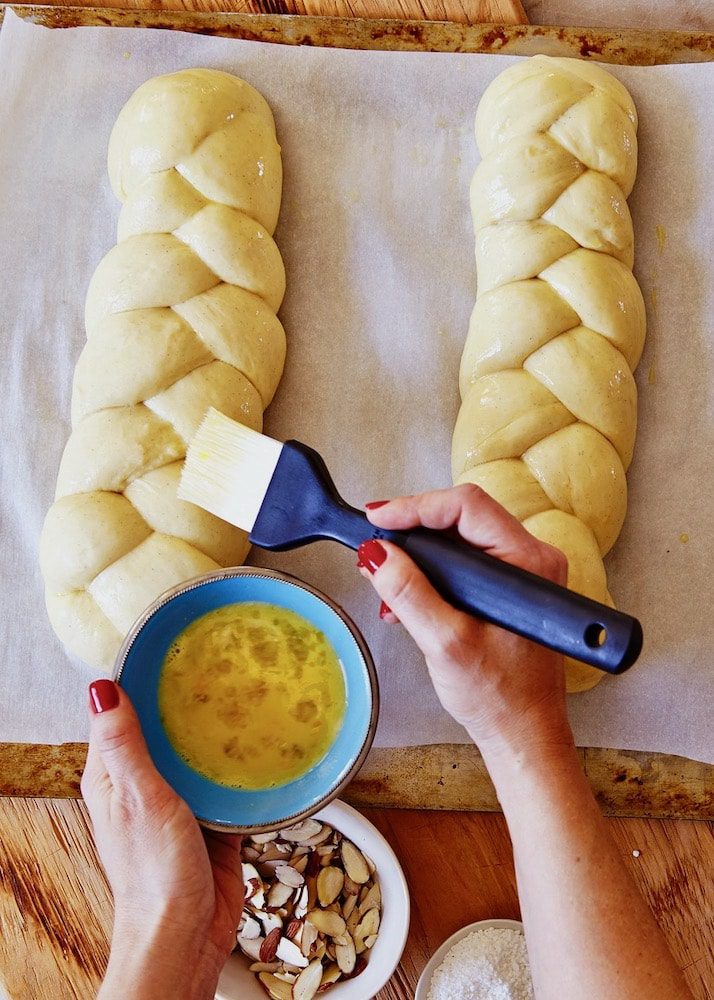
[414,917,525,1000]
[113,566,380,834]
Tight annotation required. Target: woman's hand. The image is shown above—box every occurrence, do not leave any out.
[81,680,244,1000]
[358,484,573,759]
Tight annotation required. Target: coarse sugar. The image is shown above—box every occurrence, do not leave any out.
[427,926,534,1000]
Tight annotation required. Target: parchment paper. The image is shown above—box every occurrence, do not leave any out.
[0,10,712,761]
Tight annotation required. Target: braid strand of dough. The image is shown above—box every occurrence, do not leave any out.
[452,57,646,692]
[40,69,286,669]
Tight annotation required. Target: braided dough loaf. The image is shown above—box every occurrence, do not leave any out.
[452,57,646,692]
[40,69,286,669]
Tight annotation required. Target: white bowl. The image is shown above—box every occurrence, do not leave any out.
[216,799,410,1000]
[414,918,525,1000]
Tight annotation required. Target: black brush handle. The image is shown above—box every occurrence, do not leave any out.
[400,528,641,672]
[250,441,642,674]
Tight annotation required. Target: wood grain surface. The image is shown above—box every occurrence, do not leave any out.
[0,798,711,999]
[8,0,528,24]
[3,740,712,820]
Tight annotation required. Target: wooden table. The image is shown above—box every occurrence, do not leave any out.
[0,798,712,999]
[1,2,713,999]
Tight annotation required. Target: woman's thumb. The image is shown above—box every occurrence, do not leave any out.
[88,679,156,788]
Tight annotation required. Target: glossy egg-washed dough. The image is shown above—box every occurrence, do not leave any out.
[453,56,646,692]
[40,69,286,668]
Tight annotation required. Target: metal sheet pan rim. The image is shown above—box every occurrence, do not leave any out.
[2,4,713,63]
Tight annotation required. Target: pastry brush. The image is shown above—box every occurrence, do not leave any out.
[179,408,643,675]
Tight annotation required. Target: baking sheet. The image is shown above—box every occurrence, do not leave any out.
[0,9,712,762]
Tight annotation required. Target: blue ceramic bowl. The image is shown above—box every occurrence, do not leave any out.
[113,567,379,833]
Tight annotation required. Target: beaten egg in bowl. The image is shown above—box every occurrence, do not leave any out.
[159,602,347,790]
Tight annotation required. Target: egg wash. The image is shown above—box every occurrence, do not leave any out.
[158,602,346,790]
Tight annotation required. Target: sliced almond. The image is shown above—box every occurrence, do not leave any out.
[260,927,281,964]
[243,862,262,887]
[259,912,284,937]
[240,913,262,939]
[356,907,380,939]
[335,936,356,974]
[258,972,293,1000]
[276,936,309,968]
[342,875,360,896]
[341,841,370,885]
[292,854,309,875]
[364,853,376,876]
[258,842,287,862]
[276,865,305,889]
[237,935,264,962]
[249,883,266,909]
[281,820,322,844]
[346,906,360,937]
[306,909,346,938]
[358,882,381,916]
[260,860,287,878]
[246,879,264,902]
[240,821,380,997]
[292,958,323,1000]
[304,825,334,848]
[267,881,295,909]
[300,920,319,958]
[286,918,302,939]
[316,866,344,907]
[251,831,279,845]
[318,962,341,990]
[295,884,309,919]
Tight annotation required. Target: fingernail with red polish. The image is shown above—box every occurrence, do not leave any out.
[365,500,389,510]
[379,601,392,619]
[357,539,387,574]
[89,679,119,714]
[356,558,365,569]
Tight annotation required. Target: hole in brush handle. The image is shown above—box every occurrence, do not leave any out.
[401,528,642,673]
[584,623,607,649]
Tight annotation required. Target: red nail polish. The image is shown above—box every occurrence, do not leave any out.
[356,559,365,569]
[365,500,389,510]
[89,679,119,714]
[379,601,391,619]
[358,539,387,574]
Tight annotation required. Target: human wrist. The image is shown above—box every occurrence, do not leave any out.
[101,908,220,1000]
[477,720,583,810]
[471,708,577,776]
